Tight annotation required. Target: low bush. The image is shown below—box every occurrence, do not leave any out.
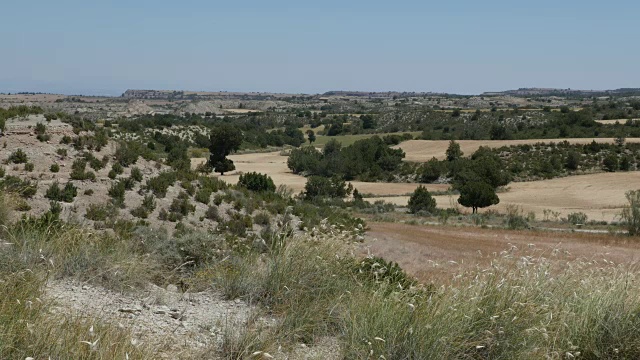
[8,149,28,164]
[45,182,77,203]
[85,202,119,221]
[146,172,177,198]
[568,212,588,225]
[238,172,276,192]
[50,163,60,172]
[24,163,34,172]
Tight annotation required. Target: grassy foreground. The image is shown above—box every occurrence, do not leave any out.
[2,189,640,358]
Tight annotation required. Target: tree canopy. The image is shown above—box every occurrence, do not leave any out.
[209,124,243,175]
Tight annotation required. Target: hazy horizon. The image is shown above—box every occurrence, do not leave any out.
[2,0,638,96]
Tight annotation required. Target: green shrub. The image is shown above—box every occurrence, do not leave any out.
[0,176,37,198]
[50,163,60,173]
[84,189,94,195]
[0,167,5,178]
[130,167,143,182]
[70,159,95,181]
[195,188,212,204]
[56,148,67,157]
[85,202,119,221]
[114,141,140,167]
[568,212,588,225]
[24,163,34,172]
[253,212,271,226]
[622,190,640,236]
[108,181,126,207]
[169,196,196,218]
[206,206,221,221]
[238,172,276,192]
[111,162,124,175]
[223,212,253,237]
[8,149,28,164]
[45,182,77,203]
[505,204,529,229]
[146,172,177,198]
[603,154,619,172]
[304,176,353,200]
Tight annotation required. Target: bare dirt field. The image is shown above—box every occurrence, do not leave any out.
[363,222,640,283]
[191,152,449,195]
[396,138,640,162]
[368,172,640,222]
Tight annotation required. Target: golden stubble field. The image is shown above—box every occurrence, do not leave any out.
[194,150,640,222]
[192,152,449,195]
[395,138,640,162]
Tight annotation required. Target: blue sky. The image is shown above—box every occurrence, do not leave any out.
[1,0,638,95]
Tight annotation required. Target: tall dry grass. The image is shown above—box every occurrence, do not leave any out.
[214,232,640,359]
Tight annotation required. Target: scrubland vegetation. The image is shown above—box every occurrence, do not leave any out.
[2,92,640,357]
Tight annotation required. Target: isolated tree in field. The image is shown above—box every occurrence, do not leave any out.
[458,181,499,214]
[446,140,463,161]
[307,130,316,144]
[408,185,437,214]
[209,124,243,175]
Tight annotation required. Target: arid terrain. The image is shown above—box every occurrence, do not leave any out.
[363,222,640,282]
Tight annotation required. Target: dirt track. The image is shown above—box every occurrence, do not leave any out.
[396,138,640,162]
[363,222,640,282]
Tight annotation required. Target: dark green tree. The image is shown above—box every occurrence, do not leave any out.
[603,154,618,172]
[445,140,463,162]
[408,185,437,214]
[458,181,499,214]
[565,151,580,170]
[209,124,243,175]
[306,130,316,144]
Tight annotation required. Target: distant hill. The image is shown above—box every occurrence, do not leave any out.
[482,88,640,97]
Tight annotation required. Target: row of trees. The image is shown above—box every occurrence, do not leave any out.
[287,136,406,181]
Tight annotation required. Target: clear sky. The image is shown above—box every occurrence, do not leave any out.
[1,0,638,95]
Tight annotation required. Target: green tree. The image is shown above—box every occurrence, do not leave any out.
[565,151,580,170]
[445,140,463,162]
[458,181,499,214]
[420,157,443,183]
[360,114,376,129]
[303,176,352,200]
[408,186,437,214]
[306,130,316,144]
[209,124,243,175]
[603,154,618,172]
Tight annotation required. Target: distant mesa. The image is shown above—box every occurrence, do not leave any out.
[481,88,640,97]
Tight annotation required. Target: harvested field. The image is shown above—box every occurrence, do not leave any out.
[396,138,640,162]
[363,222,640,283]
[368,172,640,222]
[191,152,448,194]
[595,119,639,125]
